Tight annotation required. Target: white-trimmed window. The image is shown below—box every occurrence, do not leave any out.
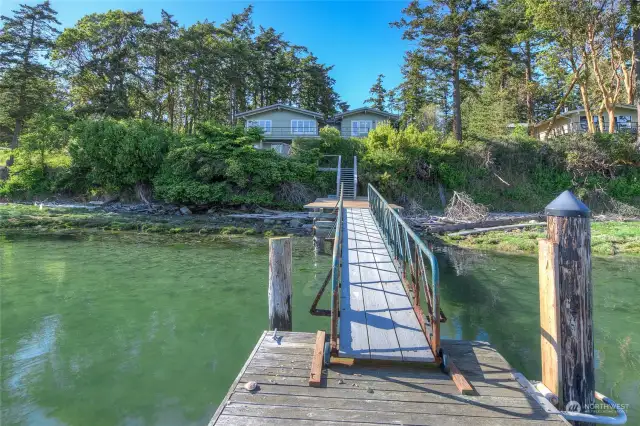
[291,120,316,135]
[351,120,372,136]
[246,120,272,134]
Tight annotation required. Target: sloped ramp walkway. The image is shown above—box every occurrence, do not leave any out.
[339,207,434,362]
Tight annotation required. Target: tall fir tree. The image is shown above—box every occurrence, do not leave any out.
[53,10,146,118]
[364,74,387,110]
[0,0,60,161]
[393,0,486,142]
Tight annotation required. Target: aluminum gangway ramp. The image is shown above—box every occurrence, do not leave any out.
[339,207,435,362]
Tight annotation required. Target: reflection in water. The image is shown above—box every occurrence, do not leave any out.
[436,245,640,423]
[1,234,638,425]
[1,234,330,426]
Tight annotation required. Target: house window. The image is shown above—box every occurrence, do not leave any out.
[616,115,632,130]
[351,120,372,136]
[246,120,272,134]
[579,115,598,131]
[291,120,316,135]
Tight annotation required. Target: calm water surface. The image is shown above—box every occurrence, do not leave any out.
[1,234,639,425]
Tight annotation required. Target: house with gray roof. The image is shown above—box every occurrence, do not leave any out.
[236,104,399,155]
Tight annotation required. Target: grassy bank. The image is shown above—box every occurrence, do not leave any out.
[0,204,297,237]
[439,221,640,256]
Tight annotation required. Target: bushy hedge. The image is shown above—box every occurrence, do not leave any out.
[154,123,325,206]
[353,125,640,212]
[2,116,638,213]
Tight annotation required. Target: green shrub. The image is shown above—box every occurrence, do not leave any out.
[69,118,174,192]
[154,123,322,206]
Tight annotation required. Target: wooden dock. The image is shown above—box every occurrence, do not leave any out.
[340,208,433,362]
[209,331,568,425]
[206,185,620,425]
[304,197,402,210]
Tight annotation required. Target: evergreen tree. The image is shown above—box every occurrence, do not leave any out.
[140,10,179,124]
[364,74,387,110]
[0,0,60,159]
[395,52,427,124]
[53,10,146,118]
[393,0,487,142]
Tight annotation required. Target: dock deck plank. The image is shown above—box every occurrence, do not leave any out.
[339,207,433,362]
[209,332,569,425]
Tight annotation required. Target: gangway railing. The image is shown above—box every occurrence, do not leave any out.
[367,184,442,360]
[329,183,344,354]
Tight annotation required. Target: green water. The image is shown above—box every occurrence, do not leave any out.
[1,234,639,425]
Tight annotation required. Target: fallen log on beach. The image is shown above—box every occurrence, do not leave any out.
[448,222,546,237]
[427,214,545,234]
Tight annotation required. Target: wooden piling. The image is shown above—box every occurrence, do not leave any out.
[544,191,595,416]
[268,237,292,331]
[538,239,561,400]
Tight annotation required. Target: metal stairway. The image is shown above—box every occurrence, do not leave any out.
[340,168,355,198]
[336,156,357,199]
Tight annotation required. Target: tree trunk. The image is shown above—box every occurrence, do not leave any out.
[634,0,640,146]
[135,182,153,206]
[578,84,594,133]
[230,84,237,125]
[452,62,462,142]
[525,41,535,136]
[607,108,616,133]
[545,66,583,136]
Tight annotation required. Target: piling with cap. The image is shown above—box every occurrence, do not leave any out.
[541,190,595,418]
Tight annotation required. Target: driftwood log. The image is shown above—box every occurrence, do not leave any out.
[427,215,545,234]
[448,222,546,237]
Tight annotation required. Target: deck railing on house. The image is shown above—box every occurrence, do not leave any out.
[367,184,442,359]
[546,121,639,138]
[247,126,381,139]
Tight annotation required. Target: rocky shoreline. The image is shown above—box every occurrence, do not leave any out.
[0,202,315,236]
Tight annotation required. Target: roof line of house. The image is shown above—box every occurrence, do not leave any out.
[235,103,325,119]
[236,104,399,120]
[333,107,399,119]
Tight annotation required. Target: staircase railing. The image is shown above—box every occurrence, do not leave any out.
[353,156,358,198]
[335,155,342,198]
[329,183,344,354]
[367,184,441,360]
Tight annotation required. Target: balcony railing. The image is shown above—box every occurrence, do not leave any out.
[247,126,320,138]
[246,126,378,139]
[546,122,639,138]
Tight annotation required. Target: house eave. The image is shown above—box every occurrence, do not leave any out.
[333,107,399,120]
[236,103,324,119]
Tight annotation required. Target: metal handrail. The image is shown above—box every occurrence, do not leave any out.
[329,183,344,354]
[353,156,358,199]
[367,184,441,359]
[335,156,342,198]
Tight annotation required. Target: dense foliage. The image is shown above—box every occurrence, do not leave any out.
[154,124,326,206]
[0,3,346,148]
[69,119,174,201]
[357,125,640,212]
[1,1,639,213]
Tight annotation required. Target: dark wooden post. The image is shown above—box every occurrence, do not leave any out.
[268,237,292,331]
[545,191,595,416]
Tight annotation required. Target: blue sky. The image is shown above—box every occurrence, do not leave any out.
[1,0,415,108]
